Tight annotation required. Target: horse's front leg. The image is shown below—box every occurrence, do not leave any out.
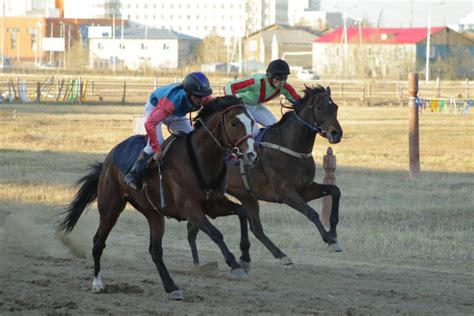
[186,207,246,278]
[300,182,341,243]
[186,221,200,265]
[146,211,183,300]
[239,195,293,265]
[284,189,342,253]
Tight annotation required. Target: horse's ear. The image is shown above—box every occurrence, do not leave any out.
[326,86,331,96]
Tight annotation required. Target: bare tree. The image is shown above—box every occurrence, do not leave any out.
[195,31,227,64]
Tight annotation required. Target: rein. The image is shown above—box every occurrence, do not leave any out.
[197,104,254,158]
[292,92,331,135]
[259,93,332,159]
[190,104,254,200]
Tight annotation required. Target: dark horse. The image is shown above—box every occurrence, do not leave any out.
[187,85,343,270]
[58,96,257,300]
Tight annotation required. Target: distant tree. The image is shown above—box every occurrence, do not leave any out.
[431,44,474,80]
[195,31,228,64]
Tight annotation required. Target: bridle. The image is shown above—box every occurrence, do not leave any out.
[196,104,254,158]
[190,104,254,200]
[292,92,332,137]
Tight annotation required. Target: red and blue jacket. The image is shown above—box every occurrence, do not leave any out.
[145,84,193,153]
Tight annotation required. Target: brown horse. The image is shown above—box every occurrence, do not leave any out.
[187,85,343,270]
[58,96,257,300]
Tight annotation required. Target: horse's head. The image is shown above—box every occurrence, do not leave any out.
[194,95,257,165]
[295,85,343,144]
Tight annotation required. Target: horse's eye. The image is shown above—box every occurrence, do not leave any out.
[231,122,237,127]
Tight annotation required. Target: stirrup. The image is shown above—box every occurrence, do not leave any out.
[124,174,138,191]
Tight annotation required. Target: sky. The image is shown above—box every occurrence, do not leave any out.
[320,0,474,27]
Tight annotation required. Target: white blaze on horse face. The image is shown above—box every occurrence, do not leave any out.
[237,112,256,155]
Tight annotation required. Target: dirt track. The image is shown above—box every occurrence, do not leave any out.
[1,204,472,315]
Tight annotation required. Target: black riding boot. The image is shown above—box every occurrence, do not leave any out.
[124,151,149,191]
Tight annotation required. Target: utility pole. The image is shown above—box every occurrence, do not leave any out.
[67,24,70,67]
[342,12,348,76]
[1,0,5,66]
[425,11,431,82]
[112,13,115,72]
[49,22,53,64]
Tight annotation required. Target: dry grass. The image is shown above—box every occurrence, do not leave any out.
[0,102,472,271]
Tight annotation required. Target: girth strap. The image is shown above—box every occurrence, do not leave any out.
[260,142,313,158]
[239,160,258,199]
[143,183,169,217]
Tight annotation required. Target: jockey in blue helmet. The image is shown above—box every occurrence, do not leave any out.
[124,72,213,191]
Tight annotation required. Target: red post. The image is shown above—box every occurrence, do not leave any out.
[408,73,420,177]
[322,147,336,229]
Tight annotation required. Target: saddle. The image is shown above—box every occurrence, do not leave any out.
[112,134,181,174]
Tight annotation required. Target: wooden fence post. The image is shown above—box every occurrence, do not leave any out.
[79,77,83,104]
[465,78,469,100]
[435,77,440,98]
[408,73,420,177]
[121,81,127,105]
[56,79,64,101]
[15,76,20,100]
[322,147,336,229]
[36,81,41,103]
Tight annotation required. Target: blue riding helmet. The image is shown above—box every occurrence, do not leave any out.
[182,72,213,97]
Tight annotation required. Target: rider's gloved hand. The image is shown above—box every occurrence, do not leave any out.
[153,151,162,161]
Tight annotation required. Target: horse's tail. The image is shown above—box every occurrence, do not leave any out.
[58,162,103,233]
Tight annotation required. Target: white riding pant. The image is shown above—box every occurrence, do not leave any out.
[245,103,277,135]
[143,100,193,155]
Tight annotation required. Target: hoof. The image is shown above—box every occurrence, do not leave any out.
[328,242,343,252]
[239,259,251,274]
[92,274,104,293]
[230,268,247,279]
[168,290,184,300]
[279,256,293,265]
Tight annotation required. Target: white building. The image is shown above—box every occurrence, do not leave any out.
[63,0,120,19]
[246,0,289,34]
[61,0,296,39]
[88,26,201,70]
[292,11,343,29]
[63,0,247,39]
[459,12,474,32]
[288,0,321,26]
[2,0,60,17]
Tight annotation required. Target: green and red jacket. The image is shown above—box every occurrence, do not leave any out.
[224,73,301,106]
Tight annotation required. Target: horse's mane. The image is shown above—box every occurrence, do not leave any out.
[300,85,327,104]
[193,95,243,126]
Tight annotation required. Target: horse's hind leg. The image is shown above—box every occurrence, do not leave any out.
[300,182,342,252]
[206,197,251,272]
[187,221,200,265]
[92,190,126,293]
[146,212,182,300]
[187,209,246,278]
[239,196,292,265]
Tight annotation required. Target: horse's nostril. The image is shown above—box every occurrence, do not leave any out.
[330,130,338,138]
